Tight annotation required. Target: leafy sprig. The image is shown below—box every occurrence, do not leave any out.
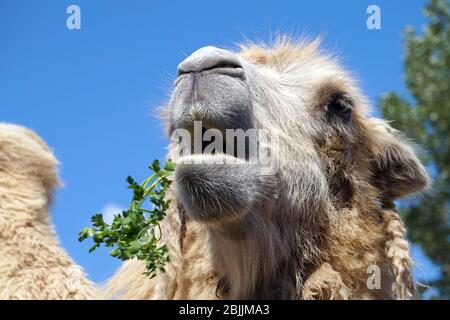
[79,159,176,278]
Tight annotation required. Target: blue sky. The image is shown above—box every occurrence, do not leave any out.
[0,0,441,291]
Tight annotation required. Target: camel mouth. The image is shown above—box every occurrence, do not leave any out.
[168,47,262,165]
[169,71,256,163]
[172,121,254,161]
[198,126,252,161]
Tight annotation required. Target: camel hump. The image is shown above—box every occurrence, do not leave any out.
[0,123,101,299]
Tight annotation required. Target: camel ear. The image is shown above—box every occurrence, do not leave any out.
[368,118,430,201]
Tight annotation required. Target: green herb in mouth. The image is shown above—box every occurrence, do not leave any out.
[78,159,176,278]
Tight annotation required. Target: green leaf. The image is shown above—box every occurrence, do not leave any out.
[164,160,176,171]
[89,244,100,253]
[79,159,175,279]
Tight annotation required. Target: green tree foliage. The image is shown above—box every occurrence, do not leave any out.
[380,0,450,299]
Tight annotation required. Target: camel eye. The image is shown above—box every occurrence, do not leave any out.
[326,95,352,123]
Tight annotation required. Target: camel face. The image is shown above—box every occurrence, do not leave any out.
[163,41,428,299]
[168,46,281,227]
[167,43,361,228]
[167,42,428,230]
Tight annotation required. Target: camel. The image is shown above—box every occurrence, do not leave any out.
[0,38,429,300]
[0,124,99,299]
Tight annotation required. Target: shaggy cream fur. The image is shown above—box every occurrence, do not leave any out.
[0,124,100,299]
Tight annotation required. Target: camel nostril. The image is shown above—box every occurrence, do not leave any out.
[200,60,242,72]
[178,59,243,77]
[177,46,243,76]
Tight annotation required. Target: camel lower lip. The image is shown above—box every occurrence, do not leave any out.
[176,154,247,166]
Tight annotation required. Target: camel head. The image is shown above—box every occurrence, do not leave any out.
[164,39,430,299]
